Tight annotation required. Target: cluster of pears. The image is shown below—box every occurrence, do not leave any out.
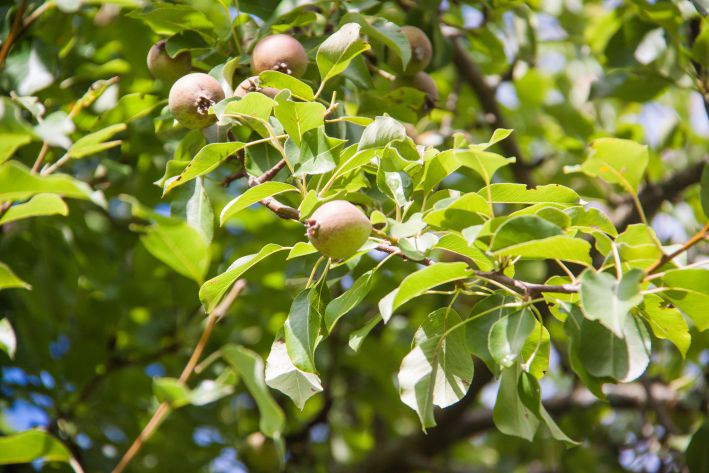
[146,35,371,261]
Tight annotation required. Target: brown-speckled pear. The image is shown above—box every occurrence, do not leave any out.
[306,200,372,260]
[168,73,225,129]
[251,34,308,78]
[147,40,192,83]
[389,26,432,75]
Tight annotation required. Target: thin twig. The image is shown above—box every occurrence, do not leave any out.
[0,0,28,70]
[111,280,246,473]
[645,221,709,276]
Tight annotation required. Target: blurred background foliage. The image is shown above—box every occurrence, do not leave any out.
[0,0,708,472]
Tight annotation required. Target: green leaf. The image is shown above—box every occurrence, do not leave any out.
[521,320,550,379]
[422,149,461,194]
[615,224,663,270]
[465,294,516,374]
[660,268,709,331]
[221,92,276,122]
[348,315,382,352]
[566,206,618,236]
[0,161,93,202]
[67,123,126,159]
[492,216,592,265]
[493,364,539,441]
[34,111,74,149]
[488,308,536,368]
[379,262,472,322]
[0,318,17,359]
[578,316,651,382]
[200,244,288,312]
[686,420,709,473]
[579,269,644,337]
[0,262,31,291]
[340,13,411,67]
[274,93,326,146]
[287,242,318,260]
[186,178,213,243]
[222,345,286,438]
[0,430,72,465]
[259,70,314,101]
[578,138,649,193]
[153,377,191,408]
[293,127,346,178]
[701,164,709,219]
[638,294,690,357]
[424,192,489,230]
[325,269,375,331]
[265,338,322,410]
[284,289,322,373]
[0,194,68,225]
[94,93,162,128]
[433,233,494,271]
[455,149,516,181]
[164,142,246,194]
[398,308,474,429]
[562,304,606,399]
[316,22,371,83]
[220,182,298,225]
[518,372,579,446]
[357,116,406,151]
[485,183,580,205]
[188,374,236,406]
[138,218,210,284]
[0,97,35,163]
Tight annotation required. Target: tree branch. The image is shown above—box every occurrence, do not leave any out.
[614,159,707,230]
[645,221,709,275]
[0,0,28,70]
[111,280,246,473]
[347,381,681,473]
[448,35,533,186]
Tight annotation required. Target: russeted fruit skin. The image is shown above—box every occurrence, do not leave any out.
[147,40,192,83]
[234,76,280,99]
[389,26,432,75]
[168,73,225,129]
[251,34,308,78]
[306,200,372,260]
[240,433,280,473]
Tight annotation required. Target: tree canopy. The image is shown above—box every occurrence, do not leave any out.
[1,1,708,472]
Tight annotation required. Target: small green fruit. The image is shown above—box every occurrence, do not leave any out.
[234,76,280,99]
[147,40,192,83]
[389,26,432,75]
[168,73,225,129]
[307,200,372,260]
[251,34,308,78]
[239,433,280,473]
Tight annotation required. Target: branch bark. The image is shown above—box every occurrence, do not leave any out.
[448,36,533,186]
[346,381,681,473]
[613,159,707,230]
[111,280,246,473]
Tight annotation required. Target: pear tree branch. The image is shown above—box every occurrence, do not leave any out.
[111,280,246,473]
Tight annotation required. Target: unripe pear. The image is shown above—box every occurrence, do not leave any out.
[234,76,280,99]
[389,26,432,75]
[239,433,280,473]
[147,40,192,83]
[251,34,308,78]
[168,73,225,129]
[306,200,372,260]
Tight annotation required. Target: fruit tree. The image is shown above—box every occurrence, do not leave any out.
[1,1,709,472]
